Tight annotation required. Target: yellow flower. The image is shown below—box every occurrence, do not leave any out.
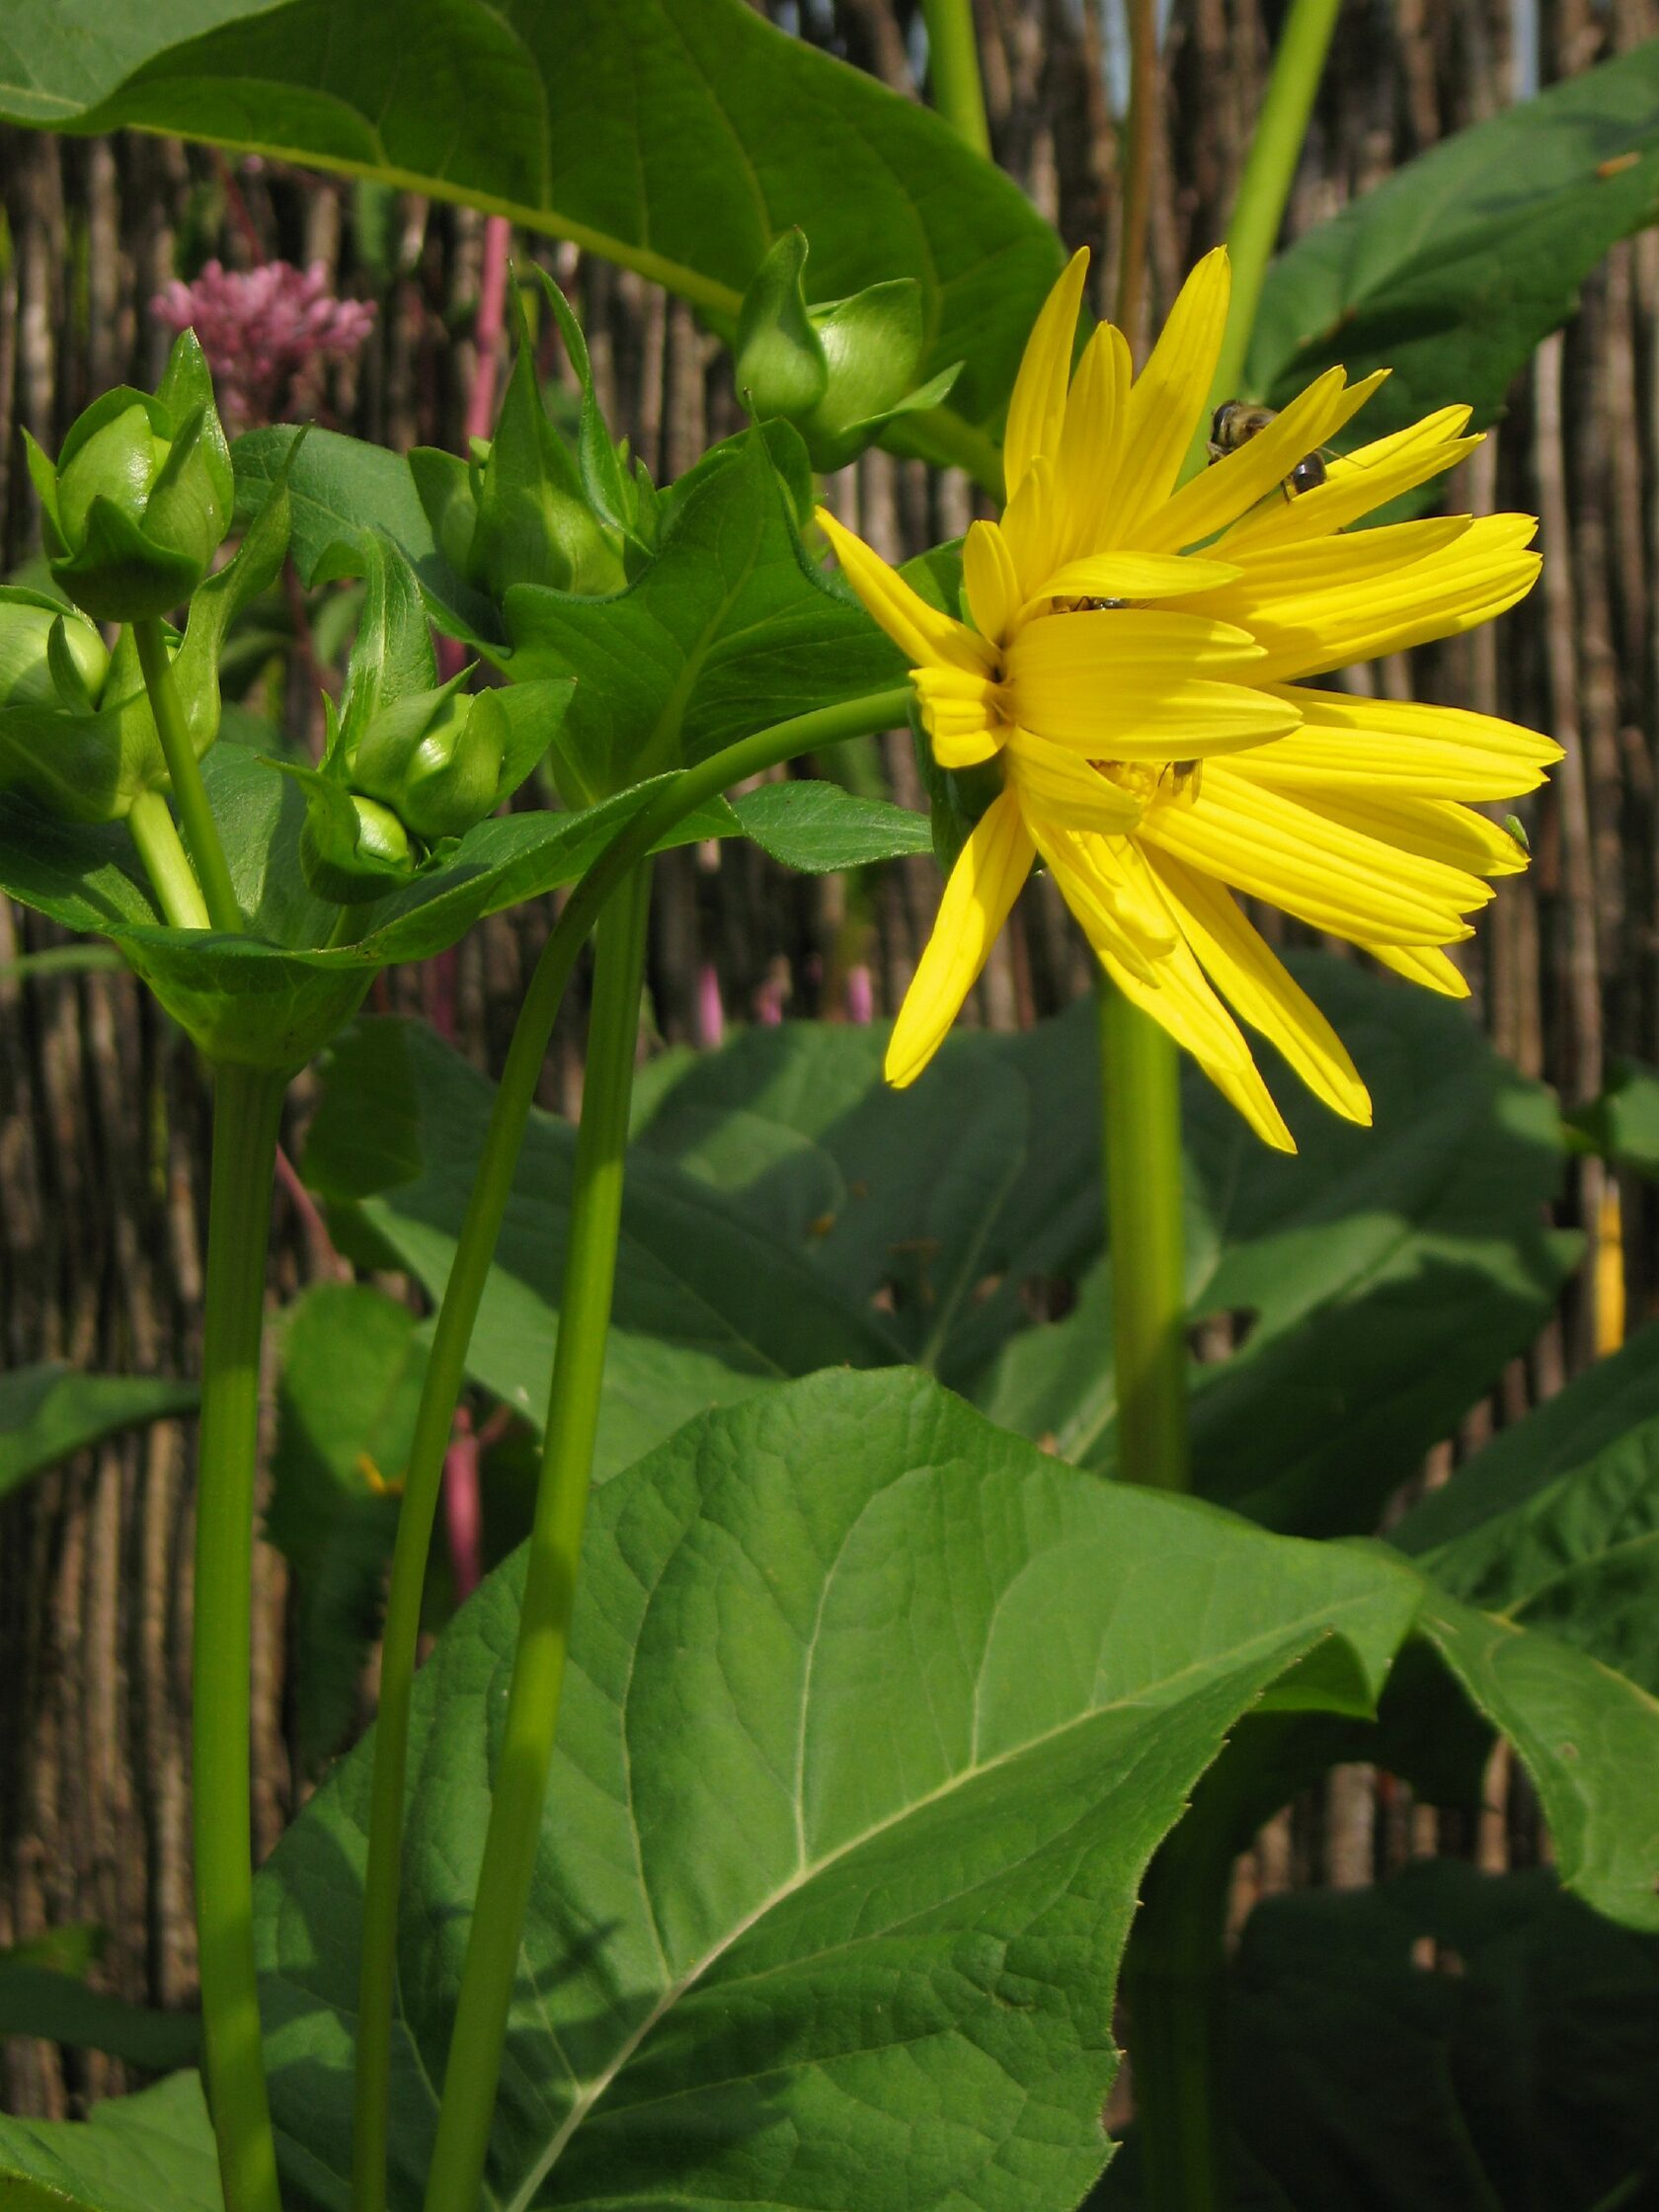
[817,247,1556,1150]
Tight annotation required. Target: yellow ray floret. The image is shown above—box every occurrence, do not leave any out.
[814,243,1551,1147]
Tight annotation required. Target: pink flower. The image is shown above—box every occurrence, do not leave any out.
[150,260,376,430]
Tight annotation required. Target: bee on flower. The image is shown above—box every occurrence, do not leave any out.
[817,247,1556,1151]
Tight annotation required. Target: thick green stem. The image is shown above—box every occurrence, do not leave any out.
[1100,979,1189,1492]
[921,0,990,156]
[422,865,652,2212]
[194,1062,285,2212]
[128,786,210,930]
[350,684,909,2212]
[132,616,242,934]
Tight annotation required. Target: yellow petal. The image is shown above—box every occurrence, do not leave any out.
[885,790,1034,1087]
[1097,924,1297,1151]
[1095,247,1231,541]
[1239,515,1540,681]
[1146,851,1372,1124]
[1222,407,1478,553]
[1025,549,1244,608]
[911,665,1006,766]
[1368,941,1470,997]
[1027,819,1170,980]
[963,518,1022,644]
[1005,729,1146,832]
[1051,322,1134,563]
[1141,367,1387,553]
[1243,685,1560,799]
[1205,515,1475,609]
[1137,763,1489,944]
[1273,786,1533,878]
[1001,452,1063,598]
[817,506,992,673]
[1003,248,1090,505]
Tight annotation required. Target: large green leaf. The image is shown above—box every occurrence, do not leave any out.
[500,428,905,801]
[302,1016,904,1480]
[0,1363,197,1503]
[1250,43,1659,450]
[254,1368,1422,2212]
[0,2073,219,2212]
[1564,1054,1659,1178]
[0,0,1063,477]
[1391,1323,1659,1696]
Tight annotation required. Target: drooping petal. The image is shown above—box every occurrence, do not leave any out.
[1003,248,1091,505]
[885,790,1035,1087]
[1238,514,1540,681]
[1031,820,1178,979]
[1367,941,1470,997]
[1094,248,1231,542]
[1097,924,1297,1152]
[1141,367,1387,553]
[1005,729,1146,832]
[1244,685,1560,799]
[1221,407,1479,553]
[1146,851,1372,1125]
[817,506,993,673]
[1136,764,1489,944]
[1026,549,1243,607]
[962,518,1022,644]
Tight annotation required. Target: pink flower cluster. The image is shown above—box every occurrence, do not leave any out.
[150,259,376,429]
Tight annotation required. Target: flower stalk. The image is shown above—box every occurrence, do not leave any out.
[127,786,211,931]
[1101,979,1189,1491]
[420,862,653,2212]
[349,683,910,2212]
[132,616,242,932]
[193,1061,285,2212]
[921,0,990,157]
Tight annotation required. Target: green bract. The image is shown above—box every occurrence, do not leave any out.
[0,472,292,826]
[734,229,964,471]
[23,330,234,622]
[279,535,571,904]
[409,272,651,633]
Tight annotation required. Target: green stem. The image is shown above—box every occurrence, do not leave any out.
[350,683,910,2212]
[128,786,210,930]
[194,1061,285,2212]
[921,0,990,156]
[1122,1776,1240,2212]
[1212,0,1343,409]
[132,616,243,934]
[1100,978,1189,1492]
[422,864,652,2212]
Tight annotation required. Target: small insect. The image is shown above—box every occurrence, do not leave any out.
[1209,400,1327,498]
[1503,814,1532,855]
[1161,759,1203,801]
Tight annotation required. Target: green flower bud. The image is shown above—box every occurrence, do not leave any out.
[0,588,109,710]
[299,784,417,907]
[352,681,507,842]
[734,231,963,473]
[25,330,234,623]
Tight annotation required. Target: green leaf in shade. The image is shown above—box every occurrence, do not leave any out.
[267,1285,422,1775]
[0,2073,219,2212]
[1390,1322,1659,1696]
[629,958,1572,1535]
[1097,1862,1659,2212]
[301,1017,903,1480]
[1,0,1064,478]
[1250,43,1659,464]
[728,779,930,872]
[0,1364,197,1503]
[1563,1054,1659,1178]
[501,428,904,802]
[253,1368,1421,2212]
[0,1946,200,2073]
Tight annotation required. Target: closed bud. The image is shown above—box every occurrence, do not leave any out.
[734,231,962,473]
[353,681,508,842]
[299,786,417,906]
[0,588,109,711]
[26,329,234,623]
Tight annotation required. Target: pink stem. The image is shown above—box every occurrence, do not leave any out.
[275,1144,349,1281]
[442,1406,485,1602]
